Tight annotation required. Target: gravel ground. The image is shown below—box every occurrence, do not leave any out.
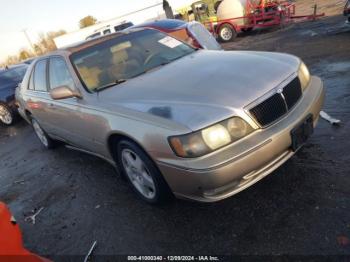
[1,10,350,260]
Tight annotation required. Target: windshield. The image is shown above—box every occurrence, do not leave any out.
[71,29,195,92]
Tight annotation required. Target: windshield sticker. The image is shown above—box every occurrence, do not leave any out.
[158,36,182,48]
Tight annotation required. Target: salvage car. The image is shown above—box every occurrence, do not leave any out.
[0,64,28,125]
[131,19,222,50]
[16,28,324,204]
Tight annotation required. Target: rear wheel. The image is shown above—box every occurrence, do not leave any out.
[218,24,237,42]
[117,140,173,204]
[32,118,56,149]
[0,104,15,126]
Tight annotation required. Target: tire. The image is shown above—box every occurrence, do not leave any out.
[218,24,237,43]
[31,118,56,149]
[0,103,16,126]
[117,140,173,205]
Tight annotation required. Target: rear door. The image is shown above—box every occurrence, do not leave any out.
[25,59,54,132]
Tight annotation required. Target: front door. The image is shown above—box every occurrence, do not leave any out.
[45,56,93,149]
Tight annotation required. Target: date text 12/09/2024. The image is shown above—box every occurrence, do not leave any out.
[127,256,220,261]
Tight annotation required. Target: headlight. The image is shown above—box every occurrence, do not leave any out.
[298,62,311,91]
[202,124,231,150]
[169,117,254,158]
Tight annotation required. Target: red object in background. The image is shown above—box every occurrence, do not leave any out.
[131,20,211,49]
[0,202,50,262]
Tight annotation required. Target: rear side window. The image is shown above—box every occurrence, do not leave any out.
[49,57,75,90]
[33,60,48,92]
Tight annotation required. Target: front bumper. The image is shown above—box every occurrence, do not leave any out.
[157,76,325,202]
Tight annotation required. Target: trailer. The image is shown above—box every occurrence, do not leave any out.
[178,0,325,42]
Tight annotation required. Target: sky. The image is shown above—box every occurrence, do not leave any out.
[0,0,192,64]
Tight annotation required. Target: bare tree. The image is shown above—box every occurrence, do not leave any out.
[18,49,33,61]
[79,15,97,29]
[2,29,66,66]
[5,55,20,66]
[37,30,66,53]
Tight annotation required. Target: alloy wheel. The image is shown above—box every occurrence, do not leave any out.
[121,148,156,200]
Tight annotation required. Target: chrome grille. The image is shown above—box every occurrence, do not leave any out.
[282,77,302,109]
[249,77,302,127]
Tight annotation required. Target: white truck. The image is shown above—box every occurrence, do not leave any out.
[54,3,167,48]
[85,22,134,40]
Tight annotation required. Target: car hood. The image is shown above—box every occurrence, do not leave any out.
[99,50,300,131]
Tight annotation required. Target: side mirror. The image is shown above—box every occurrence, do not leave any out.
[50,86,82,100]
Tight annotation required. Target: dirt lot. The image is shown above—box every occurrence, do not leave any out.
[1,2,350,260]
[294,0,345,16]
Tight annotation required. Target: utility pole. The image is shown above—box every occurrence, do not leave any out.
[163,0,174,19]
[22,29,36,54]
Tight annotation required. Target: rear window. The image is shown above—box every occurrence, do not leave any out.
[103,29,111,35]
[138,20,185,30]
[114,22,133,32]
[0,66,27,85]
[86,32,101,40]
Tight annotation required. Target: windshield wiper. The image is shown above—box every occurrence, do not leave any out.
[95,79,127,92]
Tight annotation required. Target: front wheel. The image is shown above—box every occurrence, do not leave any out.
[0,103,15,126]
[218,24,237,43]
[117,140,173,204]
[32,118,56,149]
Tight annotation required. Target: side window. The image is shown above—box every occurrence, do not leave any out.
[49,57,75,90]
[33,60,48,92]
[103,29,111,35]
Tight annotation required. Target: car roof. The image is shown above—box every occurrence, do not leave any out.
[131,19,187,30]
